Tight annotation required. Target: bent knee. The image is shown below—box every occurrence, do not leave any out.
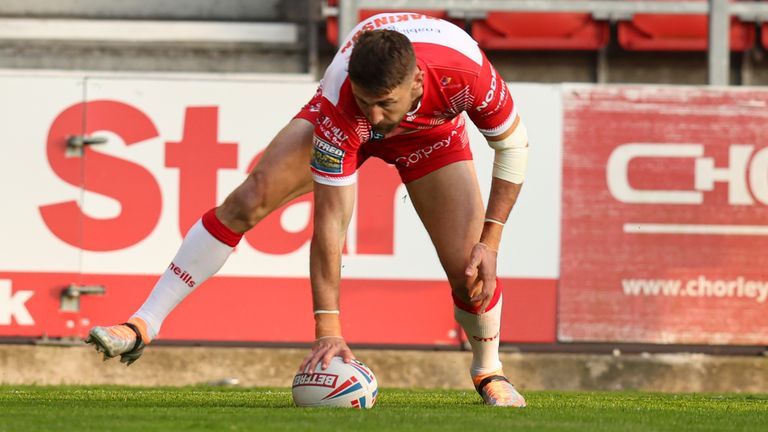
[220,172,270,230]
[445,268,471,294]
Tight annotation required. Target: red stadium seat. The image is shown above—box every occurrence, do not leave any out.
[325,1,453,46]
[618,14,756,51]
[471,12,610,50]
[763,23,768,51]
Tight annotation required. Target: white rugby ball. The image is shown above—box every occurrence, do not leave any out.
[292,357,378,408]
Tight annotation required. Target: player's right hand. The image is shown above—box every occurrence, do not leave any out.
[299,336,355,373]
[464,241,499,313]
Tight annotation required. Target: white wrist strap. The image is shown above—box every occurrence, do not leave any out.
[313,310,340,315]
[316,335,344,340]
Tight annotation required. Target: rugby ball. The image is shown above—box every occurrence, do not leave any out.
[292,357,378,408]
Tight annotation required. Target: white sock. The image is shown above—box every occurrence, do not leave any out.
[454,294,503,376]
[131,217,237,340]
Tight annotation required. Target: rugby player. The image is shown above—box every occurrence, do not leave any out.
[86,12,529,407]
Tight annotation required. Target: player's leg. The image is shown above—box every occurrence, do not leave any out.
[131,118,315,337]
[86,118,314,364]
[404,160,525,407]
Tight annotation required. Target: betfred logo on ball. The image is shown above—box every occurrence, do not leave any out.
[292,357,378,408]
[292,372,338,388]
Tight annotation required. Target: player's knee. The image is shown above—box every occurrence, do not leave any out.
[221,171,270,230]
[445,269,470,293]
[451,286,472,304]
[446,264,485,300]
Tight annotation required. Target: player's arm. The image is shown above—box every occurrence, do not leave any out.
[479,116,528,250]
[465,117,528,312]
[300,180,356,372]
[465,56,529,312]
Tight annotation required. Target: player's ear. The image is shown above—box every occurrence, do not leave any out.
[412,67,424,90]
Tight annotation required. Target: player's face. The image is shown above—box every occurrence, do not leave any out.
[351,68,424,135]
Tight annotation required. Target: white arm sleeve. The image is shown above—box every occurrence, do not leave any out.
[486,119,529,184]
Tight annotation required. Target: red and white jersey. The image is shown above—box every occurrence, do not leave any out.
[310,12,517,186]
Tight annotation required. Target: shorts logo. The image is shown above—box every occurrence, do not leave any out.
[311,136,345,174]
[395,129,458,168]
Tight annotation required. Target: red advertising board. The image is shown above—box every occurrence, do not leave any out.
[0,76,557,346]
[0,272,554,345]
[560,86,768,345]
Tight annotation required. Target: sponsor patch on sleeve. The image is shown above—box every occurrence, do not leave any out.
[311,136,345,174]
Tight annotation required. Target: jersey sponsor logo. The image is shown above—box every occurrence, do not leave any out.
[314,136,344,157]
[319,114,349,145]
[476,67,498,112]
[292,372,339,388]
[312,136,345,174]
[397,26,442,37]
[341,13,442,53]
[439,76,462,91]
[490,79,507,114]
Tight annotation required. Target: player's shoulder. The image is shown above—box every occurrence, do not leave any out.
[414,43,483,79]
[414,41,489,108]
[316,85,370,145]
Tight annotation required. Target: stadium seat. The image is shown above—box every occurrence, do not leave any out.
[618,14,756,51]
[471,12,610,50]
[763,23,768,51]
[325,0,452,46]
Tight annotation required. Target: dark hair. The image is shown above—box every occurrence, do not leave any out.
[348,29,416,95]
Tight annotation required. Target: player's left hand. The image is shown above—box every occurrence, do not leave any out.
[299,336,355,374]
[464,242,498,313]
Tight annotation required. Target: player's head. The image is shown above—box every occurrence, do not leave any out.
[348,29,424,135]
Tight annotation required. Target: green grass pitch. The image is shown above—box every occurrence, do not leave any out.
[1,386,766,431]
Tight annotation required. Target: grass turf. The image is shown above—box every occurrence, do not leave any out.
[0,386,766,432]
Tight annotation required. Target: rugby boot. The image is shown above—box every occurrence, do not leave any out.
[472,370,527,407]
[85,318,148,366]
